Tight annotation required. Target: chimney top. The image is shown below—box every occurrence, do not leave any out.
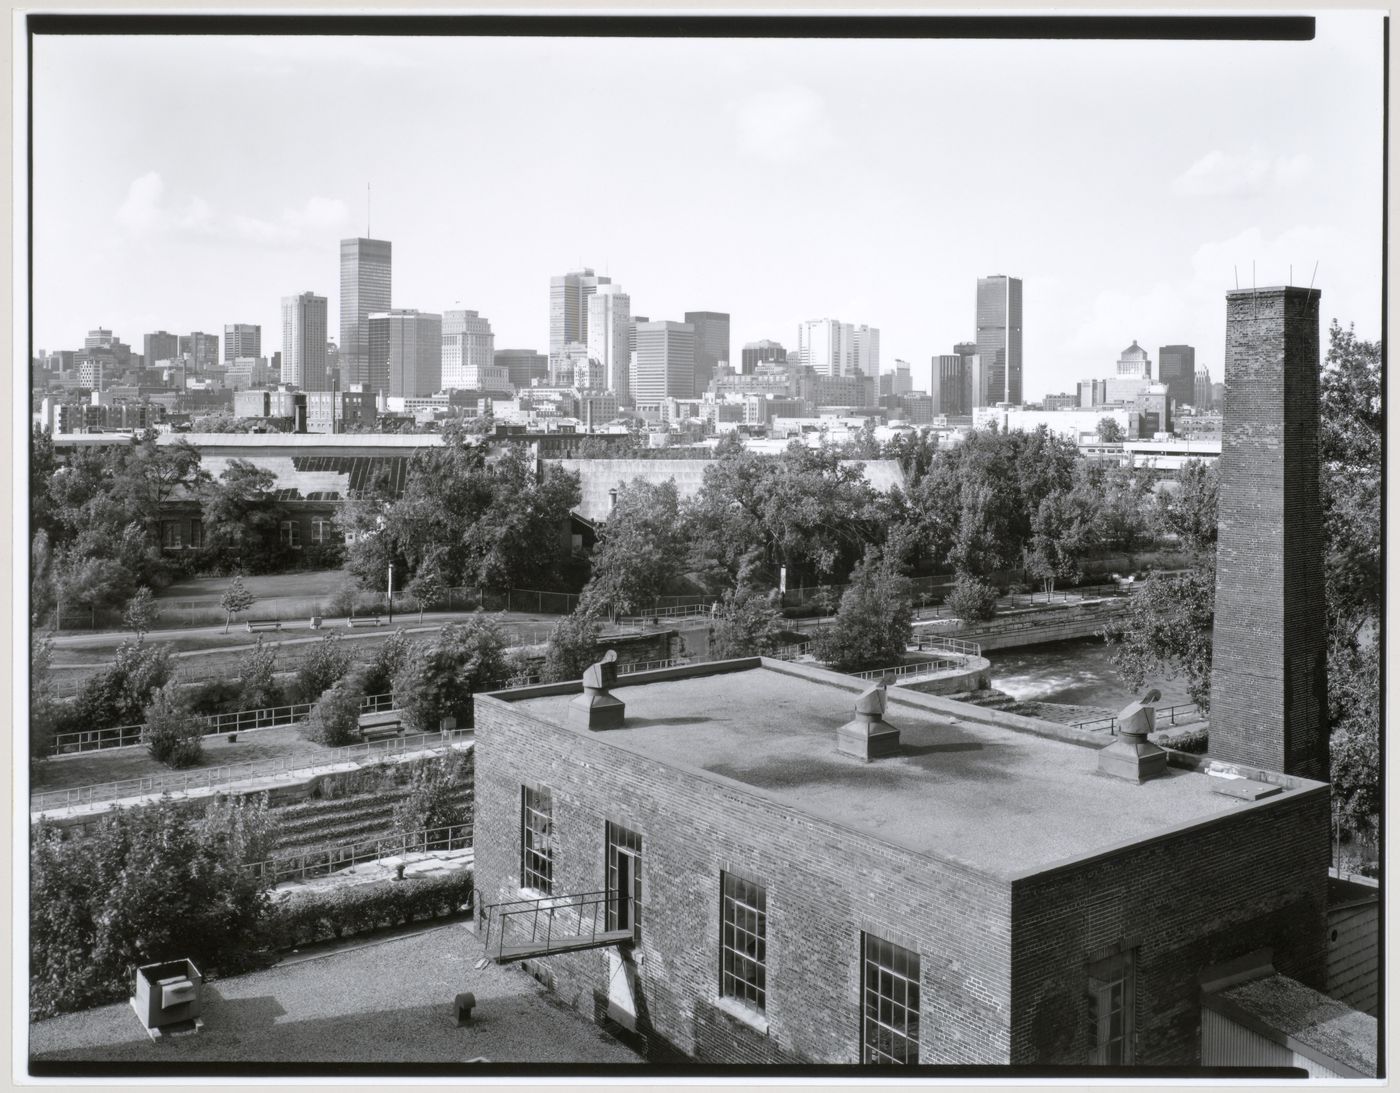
[1097,689,1169,783]
[837,682,901,763]
[568,650,625,731]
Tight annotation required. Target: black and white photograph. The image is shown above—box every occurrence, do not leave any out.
[16,8,1385,1083]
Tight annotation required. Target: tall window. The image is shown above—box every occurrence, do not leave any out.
[605,823,642,933]
[862,933,921,1064]
[188,520,204,549]
[280,520,301,548]
[720,871,767,1011]
[520,786,553,894]
[161,522,183,549]
[1087,951,1135,1064]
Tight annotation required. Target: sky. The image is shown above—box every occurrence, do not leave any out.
[30,15,1384,400]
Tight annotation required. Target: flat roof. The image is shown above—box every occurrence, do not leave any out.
[494,662,1321,880]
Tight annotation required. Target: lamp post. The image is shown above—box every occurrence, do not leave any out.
[387,562,394,625]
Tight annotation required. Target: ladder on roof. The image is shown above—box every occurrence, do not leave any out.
[476,889,636,965]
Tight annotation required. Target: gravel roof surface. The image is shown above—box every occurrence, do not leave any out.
[29,921,642,1067]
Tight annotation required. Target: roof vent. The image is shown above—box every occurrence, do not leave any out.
[1098,688,1168,782]
[838,683,901,762]
[568,650,625,731]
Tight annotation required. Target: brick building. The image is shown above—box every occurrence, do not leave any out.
[472,660,1329,1066]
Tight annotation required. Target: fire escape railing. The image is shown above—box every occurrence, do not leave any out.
[476,889,637,964]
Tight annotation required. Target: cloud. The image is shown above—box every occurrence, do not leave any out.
[1172,150,1313,198]
[116,174,349,247]
[733,85,836,164]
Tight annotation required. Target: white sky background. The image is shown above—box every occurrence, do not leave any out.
[30,15,1384,399]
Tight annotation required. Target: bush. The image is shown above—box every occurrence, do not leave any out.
[393,618,509,732]
[1161,726,1209,754]
[290,633,354,704]
[359,630,415,700]
[186,676,246,718]
[142,681,204,767]
[70,638,175,730]
[327,580,364,619]
[542,607,602,682]
[238,635,283,710]
[814,548,913,673]
[393,752,473,838]
[945,572,1000,622]
[302,672,365,746]
[261,870,474,951]
[709,585,786,659]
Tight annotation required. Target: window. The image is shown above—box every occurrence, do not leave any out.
[280,520,301,548]
[605,823,642,934]
[1087,951,1136,1065]
[520,786,553,894]
[720,871,767,1011]
[862,933,920,1064]
[188,520,203,549]
[161,521,183,549]
[312,518,335,544]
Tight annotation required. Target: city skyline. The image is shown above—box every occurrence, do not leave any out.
[30,18,1382,400]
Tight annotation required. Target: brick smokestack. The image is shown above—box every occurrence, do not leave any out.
[1208,286,1327,780]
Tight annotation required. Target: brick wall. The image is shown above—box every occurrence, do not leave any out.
[474,694,1013,1064]
[1009,785,1330,1065]
[1209,286,1328,780]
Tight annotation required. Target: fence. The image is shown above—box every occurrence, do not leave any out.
[915,635,982,657]
[48,691,399,756]
[1070,703,1202,735]
[853,657,964,684]
[245,822,474,885]
[32,728,473,813]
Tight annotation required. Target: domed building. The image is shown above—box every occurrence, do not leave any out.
[1116,339,1153,379]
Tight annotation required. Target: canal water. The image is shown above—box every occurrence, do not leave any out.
[986,636,1196,712]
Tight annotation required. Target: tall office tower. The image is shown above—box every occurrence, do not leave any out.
[797,318,855,377]
[1116,340,1152,379]
[852,325,880,378]
[589,284,633,400]
[143,331,179,366]
[441,310,495,390]
[1194,366,1214,410]
[1158,344,1196,409]
[741,340,787,372]
[684,311,730,393]
[954,341,984,411]
[628,315,650,358]
[224,324,261,362]
[931,354,966,416]
[84,328,115,349]
[632,320,696,401]
[495,348,549,390]
[367,310,442,398]
[340,237,393,392]
[179,332,220,370]
[975,275,1023,405]
[281,292,330,391]
[550,267,611,366]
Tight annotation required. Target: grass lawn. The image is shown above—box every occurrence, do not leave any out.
[30,725,345,796]
[156,570,350,604]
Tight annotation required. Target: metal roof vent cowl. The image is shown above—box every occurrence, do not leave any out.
[838,683,901,762]
[1098,688,1168,782]
[568,651,626,731]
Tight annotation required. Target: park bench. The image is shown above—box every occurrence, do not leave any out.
[347,616,383,628]
[246,619,282,633]
[358,711,403,741]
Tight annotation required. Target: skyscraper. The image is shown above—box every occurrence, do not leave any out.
[741,340,787,372]
[590,284,632,401]
[1158,344,1196,409]
[224,323,261,362]
[632,321,696,402]
[550,268,611,367]
[954,341,984,412]
[932,354,969,417]
[179,332,220,371]
[495,349,549,391]
[1195,366,1214,410]
[975,275,1023,405]
[281,292,329,391]
[368,310,442,398]
[441,310,495,390]
[852,325,880,378]
[143,331,179,366]
[340,237,392,393]
[797,319,854,377]
[684,311,730,394]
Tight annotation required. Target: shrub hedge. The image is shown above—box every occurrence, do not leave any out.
[264,869,474,950]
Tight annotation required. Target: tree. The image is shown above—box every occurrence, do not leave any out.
[359,631,414,700]
[1154,459,1218,556]
[142,680,204,768]
[708,585,786,659]
[585,478,690,617]
[1329,635,1380,840]
[121,586,161,638]
[1096,417,1126,443]
[68,638,175,730]
[1023,490,1095,598]
[945,571,1000,622]
[542,607,603,682]
[30,638,59,760]
[290,633,354,704]
[407,563,447,624]
[237,635,282,711]
[392,617,510,732]
[302,671,365,746]
[220,574,256,634]
[1103,567,1215,710]
[393,752,472,839]
[814,547,913,673]
[199,460,289,574]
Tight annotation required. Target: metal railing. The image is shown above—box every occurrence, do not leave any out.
[478,889,636,963]
[49,691,397,756]
[915,635,982,657]
[770,641,813,661]
[245,822,474,884]
[1071,703,1203,735]
[853,658,960,683]
[31,728,472,813]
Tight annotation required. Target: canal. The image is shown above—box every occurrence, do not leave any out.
[986,636,1196,712]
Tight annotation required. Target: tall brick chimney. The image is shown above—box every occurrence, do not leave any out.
[1208,286,1328,781]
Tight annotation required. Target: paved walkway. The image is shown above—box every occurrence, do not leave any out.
[28,921,644,1067]
[271,848,475,898]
